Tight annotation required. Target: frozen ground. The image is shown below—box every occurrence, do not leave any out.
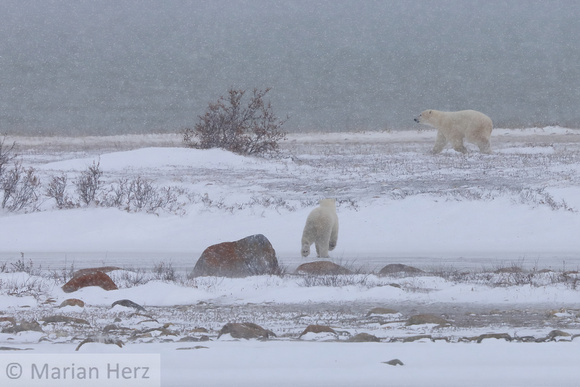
[1,128,580,386]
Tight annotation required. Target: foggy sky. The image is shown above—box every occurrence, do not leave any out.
[1,0,579,135]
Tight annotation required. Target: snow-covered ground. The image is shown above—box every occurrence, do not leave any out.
[1,128,580,386]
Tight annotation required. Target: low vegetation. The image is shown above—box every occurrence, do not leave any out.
[183,88,288,156]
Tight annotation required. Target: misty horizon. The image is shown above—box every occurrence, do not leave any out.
[1,0,579,136]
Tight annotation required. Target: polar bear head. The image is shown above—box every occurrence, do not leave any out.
[414,110,435,126]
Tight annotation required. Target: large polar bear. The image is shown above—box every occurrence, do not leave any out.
[301,198,339,258]
[414,109,493,154]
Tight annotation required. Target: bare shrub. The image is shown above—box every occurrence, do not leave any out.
[102,178,130,209]
[183,88,287,156]
[112,268,150,288]
[249,196,296,212]
[102,177,184,214]
[0,136,16,177]
[298,274,371,288]
[129,176,158,210]
[9,258,40,276]
[1,162,40,212]
[0,276,49,297]
[153,261,177,282]
[48,262,76,284]
[75,160,103,205]
[46,174,76,209]
[517,188,575,212]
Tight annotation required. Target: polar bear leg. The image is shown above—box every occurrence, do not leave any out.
[329,222,338,251]
[473,136,491,154]
[451,135,467,153]
[451,138,467,153]
[301,241,311,257]
[315,233,331,258]
[432,132,447,154]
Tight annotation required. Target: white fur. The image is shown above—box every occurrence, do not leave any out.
[415,109,493,154]
[301,199,339,258]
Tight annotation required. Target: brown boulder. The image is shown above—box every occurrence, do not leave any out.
[192,234,280,277]
[42,315,90,325]
[73,266,123,277]
[383,359,404,366]
[2,321,43,334]
[295,261,352,275]
[379,264,424,276]
[366,307,399,316]
[299,324,337,338]
[217,322,276,340]
[348,332,381,342]
[73,266,121,278]
[59,298,85,308]
[62,271,118,293]
[406,314,450,326]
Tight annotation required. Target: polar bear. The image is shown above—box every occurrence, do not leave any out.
[414,109,493,154]
[301,198,339,258]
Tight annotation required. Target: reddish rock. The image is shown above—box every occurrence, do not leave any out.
[59,298,85,308]
[217,322,276,340]
[348,332,381,342]
[378,264,424,276]
[192,234,280,277]
[406,314,450,326]
[0,316,16,325]
[299,324,337,338]
[62,271,118,293]
[73,266,121,278]
[295,261,352,275]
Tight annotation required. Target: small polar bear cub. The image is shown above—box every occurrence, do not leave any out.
[301,198,339,258]
[414,109,493,154]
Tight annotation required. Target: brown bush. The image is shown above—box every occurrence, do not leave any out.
[183,88,287,156]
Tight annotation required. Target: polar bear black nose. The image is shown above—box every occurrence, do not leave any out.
[414,118,420,123]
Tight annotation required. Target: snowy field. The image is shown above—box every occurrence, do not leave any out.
[1,128,580,386]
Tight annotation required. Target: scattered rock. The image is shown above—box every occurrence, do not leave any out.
[73,266,122,278]
[402,334,433,343]
[406,314,450,326]
[474,333,513,343]
[2,321,43,334]
[177,346,209,350]
[42,315,90,326]
[178,336,210,342]
[299,324,337,338]
[461,333,513,343]
[541,330,571,342]
[112,299,146,312]
[348,332,381,342]
[383,359,404,366]
[76,337,124,351]
[217,322,276,340]
[62,271,118,293]
[295,261,352,275]
[0,347,33,351]
[366,307,399,316]
[59,298,85,308]
[102,324,135,334]
[192,234,280,277]
[379,264,424,276]
[0,316,16,325]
